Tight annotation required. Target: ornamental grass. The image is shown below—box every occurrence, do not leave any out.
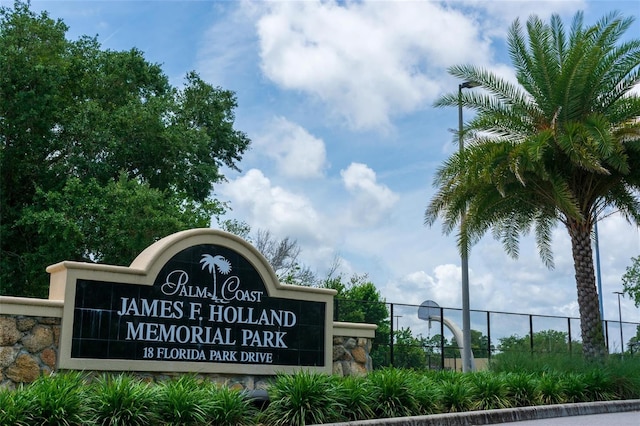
[90,373,159,426]
[1,356,639,426]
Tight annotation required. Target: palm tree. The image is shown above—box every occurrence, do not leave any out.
[425,11,640,359]
[200,254,232,302]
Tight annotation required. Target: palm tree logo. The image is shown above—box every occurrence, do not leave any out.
[200,254,232,302]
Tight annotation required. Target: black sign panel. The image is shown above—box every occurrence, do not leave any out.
[71,244,325,366]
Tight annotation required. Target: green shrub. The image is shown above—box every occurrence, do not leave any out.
[156,375,212,426]
[490,352,590,374]
[432,368,462,384]
[439,377,475,413]
[208,386,257,426]
[504,372,540,407]
[338,376,375,421]
[0,386,30,426]
[600,358,640,399]
[537,373,567,405]
[262,370,345,426]
[469,372,511,410]
[366,368,420,418]
[90,373,159,426]
[561,373,588,403]
[412,374,441,415]
[6,360,639,426]
[582,369,616,401]
[21,371,90,426]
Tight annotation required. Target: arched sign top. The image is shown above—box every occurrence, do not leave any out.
[47,228,335,375]
[130,229,280,296]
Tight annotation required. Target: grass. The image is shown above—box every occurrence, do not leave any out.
[438,377,475,412]
[90,373,158,426]
[0,386,30,426]
[366,368,419,418]
[156,375,212,426]
[537,372,567,405]
[504,372,540,407]
[469,371,511,410]
[2,355,639,425]
[339,376,376,421]
[261,370,345,425]
[562,373,587,403]
[412,374,441,415]
[21,371,90,426]
[208,386,257,426]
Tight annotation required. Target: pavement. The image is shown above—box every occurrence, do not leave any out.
[498,410,639,425]
[318,399,640,426]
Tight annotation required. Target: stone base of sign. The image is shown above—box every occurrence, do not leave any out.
[1,296,376,389]
[332,336,372,377]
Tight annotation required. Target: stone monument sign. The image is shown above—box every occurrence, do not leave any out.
[47,229,336,375]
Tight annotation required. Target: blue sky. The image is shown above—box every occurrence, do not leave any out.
[17,0,640,344]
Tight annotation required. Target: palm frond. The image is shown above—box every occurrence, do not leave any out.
[427,10,640,279]
[534,211,557,269]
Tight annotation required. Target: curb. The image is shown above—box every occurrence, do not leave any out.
[316,399,640,426]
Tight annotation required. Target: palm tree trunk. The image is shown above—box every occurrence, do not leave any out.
[567,220,607,360]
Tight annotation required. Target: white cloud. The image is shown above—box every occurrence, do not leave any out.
[341,163,399,226]
[465,0,588,26]
[219,169,322,239]
[256,117,327,179]
[255,0,492,131]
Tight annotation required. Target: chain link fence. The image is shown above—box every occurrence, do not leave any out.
[334,299,640,370]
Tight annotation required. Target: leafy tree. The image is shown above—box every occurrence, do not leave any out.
[450,329,492,358]
[390,328,492,370]
[323,274,391,368]
[421,334,459,367]
[218,218,252,240]
[18,175,218,289]
[423,334,453,357]
[497,330,583,355]
[393,327,429,370]
[444,329,492,360]
[425,11,640,359]
[622,256,640,307]
[627,325,640,356]
[0,2,250,296]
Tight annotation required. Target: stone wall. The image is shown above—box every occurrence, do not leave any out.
[1,315,61,387]
[332,336,372,377]
[0,308,374,389]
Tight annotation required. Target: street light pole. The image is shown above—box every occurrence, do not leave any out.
[614,291,624,357]
[594,218,604,333]
[394,315,403,332]
[458,80,478,372]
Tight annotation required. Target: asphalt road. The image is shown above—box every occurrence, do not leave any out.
[498,410,640,425]
[319,401,640,426]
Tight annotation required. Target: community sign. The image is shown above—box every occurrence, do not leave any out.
[48,229,336,374]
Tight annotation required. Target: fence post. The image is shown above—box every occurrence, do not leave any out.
[487,311,492,359]
[440,307,445,370]
[529,315,534,354]
[567,317,572,355]
[389,302,394,367]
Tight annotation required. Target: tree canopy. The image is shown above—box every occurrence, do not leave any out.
[426,11,640,359]
[0,2,250,296]
[323,274,391,368]
[622,256,640,307]
[497,330,582,355]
